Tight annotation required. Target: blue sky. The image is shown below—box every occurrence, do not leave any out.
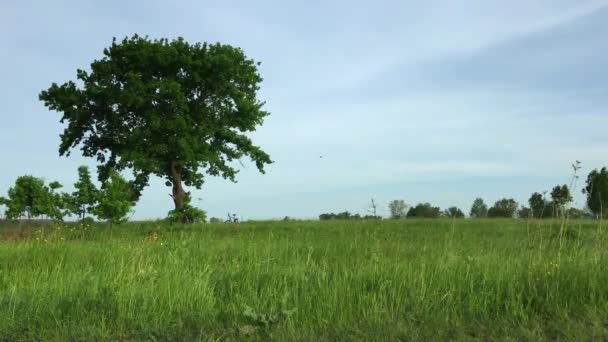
[1,0,607,220]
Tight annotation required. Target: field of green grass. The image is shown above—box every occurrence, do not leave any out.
[0,219,607,340]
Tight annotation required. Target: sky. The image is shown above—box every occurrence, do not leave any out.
[1,0,607,220]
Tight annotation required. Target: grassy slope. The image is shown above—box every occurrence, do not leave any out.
[0,219,606,341]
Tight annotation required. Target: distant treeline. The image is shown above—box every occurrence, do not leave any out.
[320,166,608,220]
[318,212,381,220]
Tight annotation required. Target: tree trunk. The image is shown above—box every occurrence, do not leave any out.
[170,162,187,210]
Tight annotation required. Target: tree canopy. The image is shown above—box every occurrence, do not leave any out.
[528,192,547,219]
[93,170,135,226]
[550,184,572,217]
[39,35,272,218]
[469,198,488,218]
[388,199,407,219]
[444,206,465,218]
[406,203,442,218]
[487,198,518,218]
[0,176,64,221]
[66,166,98,222]
[583,167,608,218]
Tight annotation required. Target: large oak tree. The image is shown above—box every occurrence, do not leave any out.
[40,35,272,213]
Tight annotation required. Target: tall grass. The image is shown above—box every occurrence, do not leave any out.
[0,219,606,340]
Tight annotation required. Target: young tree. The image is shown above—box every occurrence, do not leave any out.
[444,206,465,218]
[388,199,407,219]
[1,176,64,221]
[39,35,272,222]
[66,166,98,222]
[528,192,547,219]
[93,170,135,227]
[469,198,488,218]
[45,181,66,221]
[487,198,518,218]
[583,167,608,219]
[550,184,572,218]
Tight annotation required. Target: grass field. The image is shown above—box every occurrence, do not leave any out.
[0,218,607,340]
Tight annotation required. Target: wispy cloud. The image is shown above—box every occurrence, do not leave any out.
[0,0,606,219]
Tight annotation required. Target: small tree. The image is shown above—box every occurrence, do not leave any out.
[528,192,547,219]
[550,184,572,218]
[93,170,135,227]
[469,198,488,218]
[444,206,465,218]
[583,167,608,219]
[487,198,518,218]
[45,181,66,221]
[388,199,407,219]
[1,176,64,221]
[66,166,98,222]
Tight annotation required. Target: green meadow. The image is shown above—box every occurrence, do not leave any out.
[0,219,607,341]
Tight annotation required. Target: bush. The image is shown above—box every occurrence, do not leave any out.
[167,205,207,224]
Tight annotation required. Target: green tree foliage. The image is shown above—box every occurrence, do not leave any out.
[518,206,532,219]
[583,167,608,218]
[93,171,135,226]
[39,35,272,221]
[444,206,465,218]
[406,203,442,218]
[528,192,548,219]
[66,166,98,222]
[46,181,65,221]
[0,176,64,221]
[469,198,488,218]
[487,198,518,218]
[319,211,362,220]
[550,184,572,217]
[388,199,407,219]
